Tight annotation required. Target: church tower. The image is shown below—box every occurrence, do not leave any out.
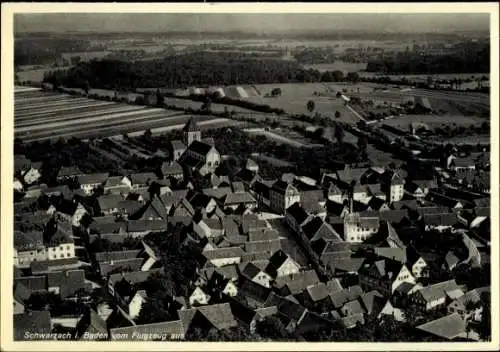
[182,117,201,147]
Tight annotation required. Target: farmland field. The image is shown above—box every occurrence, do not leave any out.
[249,83,364,123]
[358,72,489,82]
[351,88,489,118]
[17,69,50,83]
[378,114,486,129]
[244,128,307,148]
[303,61,368,73]
[425,135,491,145]
[13,89,239,143]
[61,51,111,61]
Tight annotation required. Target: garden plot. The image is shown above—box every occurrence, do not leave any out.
[15,86,42,93]
[250,153,295,168]
[21,112,188,142]
[15,92,64,103]
[14,90,193,142]
[16,107,165,133]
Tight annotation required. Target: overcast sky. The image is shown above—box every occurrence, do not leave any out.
[15,13,490,34]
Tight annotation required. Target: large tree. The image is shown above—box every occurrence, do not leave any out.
[334,124,345,144]
[306,100,315,113]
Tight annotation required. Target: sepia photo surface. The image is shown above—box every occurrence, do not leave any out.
[1,3,499,351]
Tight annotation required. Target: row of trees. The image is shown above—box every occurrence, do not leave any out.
[207,127,358,180]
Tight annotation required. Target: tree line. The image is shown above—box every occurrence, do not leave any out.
[365,47,489,75]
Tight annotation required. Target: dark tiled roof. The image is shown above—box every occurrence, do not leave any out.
[14,231,44,251]
[474,207,489,217]
[325,200,348,216]
[330,285,363,309]
[271,180,296,194]
[14,311,52,340]
[30,257,79,275]
[110,320,184,340]
[140,197,168,220]
[368,197,387,211]
[391,199,419,210]
[327,258,365,273]
[274,270,320,295]
[286,202,310,225]
[187,140,213,156]
[244,239,281,254]
[14,155,31,173]
[15,276,47,292]
[47,269,90,298]
[229,298,259,325]
[95,250,141,263]
[306,282,330,302]
[301,217,323,240]
[336,168,368,183]
[97,194,123,211]
[265,250,294,277]
[416,313,466,340]
[170,198,195,217]
[417,206,450,215]
[415,280,460,303]
[231,181,246,193]
[161,161,183,175]
[342,299,365,315]
[104,176,126,188]
[240,262,263,279]
[178,303,237,332]
[77,173,109,185]
[203,187,233,200]
[108,268,162,286]
[426,191,463,208]
[241,251,273,263]
[57,165,83,178]
[46,227,73,247]
[42,185,72,199]
[224,192,257,205]
[89,218,127,234]
[473,197,490,208]
[129,173,158,186]
[204,247,245,260]
[170,140,186,151]
[117,200,143,215]
[127,219,167,233]
[422,213,458,227]
[248,228,280,242]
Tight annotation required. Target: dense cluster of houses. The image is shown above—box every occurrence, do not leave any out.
[13,118,490,341]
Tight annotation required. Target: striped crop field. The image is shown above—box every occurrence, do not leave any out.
[14,88,239,143]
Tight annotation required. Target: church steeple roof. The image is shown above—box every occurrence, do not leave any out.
[183,117,200,132]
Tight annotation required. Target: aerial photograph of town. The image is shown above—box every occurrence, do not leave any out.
[5,7,496,346]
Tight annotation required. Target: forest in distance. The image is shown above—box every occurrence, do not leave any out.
[41,49,490,91]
